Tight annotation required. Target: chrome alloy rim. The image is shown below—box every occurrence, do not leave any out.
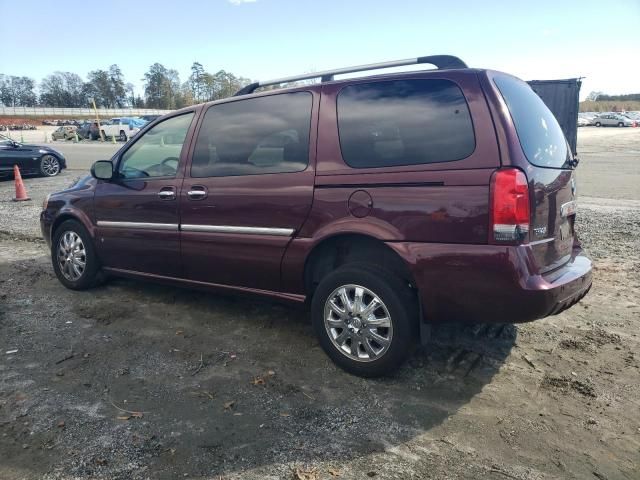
[42,155,60,176]
[324,284,393,362]
[57,231,86,281]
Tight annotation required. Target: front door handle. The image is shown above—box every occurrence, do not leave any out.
[158,187,176,200]
[187,185,208,200]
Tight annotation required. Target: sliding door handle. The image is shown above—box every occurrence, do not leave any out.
[187,185,208,200]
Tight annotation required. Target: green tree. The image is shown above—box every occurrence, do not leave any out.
[125,83,135,107]
[188,62,206,102]
[143,63,181,109]
[109,64,127,107]
[133,95,146,108]
[39,72,86,107]
[0,75,37,106]
[85,69,113,107]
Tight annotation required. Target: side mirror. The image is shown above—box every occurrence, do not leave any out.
[91,160,114,180]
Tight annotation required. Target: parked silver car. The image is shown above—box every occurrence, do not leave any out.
[593,114,634,127]
[578,113,595,127]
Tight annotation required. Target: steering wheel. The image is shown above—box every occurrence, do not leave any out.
[161,157,180,169]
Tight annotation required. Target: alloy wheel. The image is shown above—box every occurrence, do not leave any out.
[57,231,86,281]
[323,284,393,362]
[41,155,60,176]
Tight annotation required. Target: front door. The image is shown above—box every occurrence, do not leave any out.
[180,91,318,291]
[93,111,198,277]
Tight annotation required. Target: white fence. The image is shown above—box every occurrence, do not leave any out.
[0,106,174,117]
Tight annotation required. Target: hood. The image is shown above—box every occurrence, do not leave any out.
[20,143,64,156]
[52,174,95,196]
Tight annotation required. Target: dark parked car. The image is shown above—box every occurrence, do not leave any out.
[40,55,592,377]
[76,121,101,140]
[1,133,66,177]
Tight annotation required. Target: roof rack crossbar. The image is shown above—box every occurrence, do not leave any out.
[234,55,467,96]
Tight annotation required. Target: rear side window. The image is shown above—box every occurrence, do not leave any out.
[494,75,571,169]
[191,92,312,178]
[337,79,475,168]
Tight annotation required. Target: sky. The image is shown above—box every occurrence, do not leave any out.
[1,0,638,100]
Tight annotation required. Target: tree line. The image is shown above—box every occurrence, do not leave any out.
[585,91,640,102]
[0,62,252,109]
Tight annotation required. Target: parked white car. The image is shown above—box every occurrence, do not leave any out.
[99,117,146,141]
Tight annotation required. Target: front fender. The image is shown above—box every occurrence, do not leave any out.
[41,206,95,248]
[41,180,96,245]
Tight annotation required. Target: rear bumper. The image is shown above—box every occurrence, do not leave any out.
[387,241,592,324]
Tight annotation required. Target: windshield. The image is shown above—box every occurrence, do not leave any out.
[494,75,573,169]
[0,133,15,146]
[130,119,147,128]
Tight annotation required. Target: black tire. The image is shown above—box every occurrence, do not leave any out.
[595,121,601,127]
[101,130,107,140]
[51,220,102,290]
[617,122,624,127]
[311,264,417,377]
[119,130,127,142]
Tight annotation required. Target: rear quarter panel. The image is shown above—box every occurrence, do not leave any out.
[282,71,501,293]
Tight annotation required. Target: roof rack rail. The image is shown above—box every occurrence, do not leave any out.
[234,55,468,96]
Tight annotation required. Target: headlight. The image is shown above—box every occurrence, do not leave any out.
[42,193,51,210]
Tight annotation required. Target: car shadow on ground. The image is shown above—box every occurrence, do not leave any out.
[0,252,516,479]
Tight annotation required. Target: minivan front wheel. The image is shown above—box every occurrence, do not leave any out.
[52,220,102,290]
[312,265,416,377]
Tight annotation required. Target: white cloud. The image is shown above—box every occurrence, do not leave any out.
[228,0,258,4]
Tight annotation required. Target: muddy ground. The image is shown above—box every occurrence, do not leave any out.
[0,128,639,479]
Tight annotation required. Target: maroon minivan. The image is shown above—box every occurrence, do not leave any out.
[41,55,592,377]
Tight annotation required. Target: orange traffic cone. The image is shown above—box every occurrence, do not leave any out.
[13,165,31,202]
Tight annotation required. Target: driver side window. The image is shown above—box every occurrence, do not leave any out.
[118,112,194,179]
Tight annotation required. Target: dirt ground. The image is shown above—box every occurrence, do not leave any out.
[0,128,638,479]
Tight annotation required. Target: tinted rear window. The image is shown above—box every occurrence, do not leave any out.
[337,79,475,168]
[494,75,571,169]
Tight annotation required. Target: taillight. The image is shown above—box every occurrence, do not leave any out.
[490,168,530,243]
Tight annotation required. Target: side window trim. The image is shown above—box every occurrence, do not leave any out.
[114,111,196,181]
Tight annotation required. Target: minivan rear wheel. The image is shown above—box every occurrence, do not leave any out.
[52,220,102,290]
[311,264,417,377]
[119,130,127,141]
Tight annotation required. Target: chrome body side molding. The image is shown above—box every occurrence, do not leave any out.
[181,224,294,236]
[96,221,179,231]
